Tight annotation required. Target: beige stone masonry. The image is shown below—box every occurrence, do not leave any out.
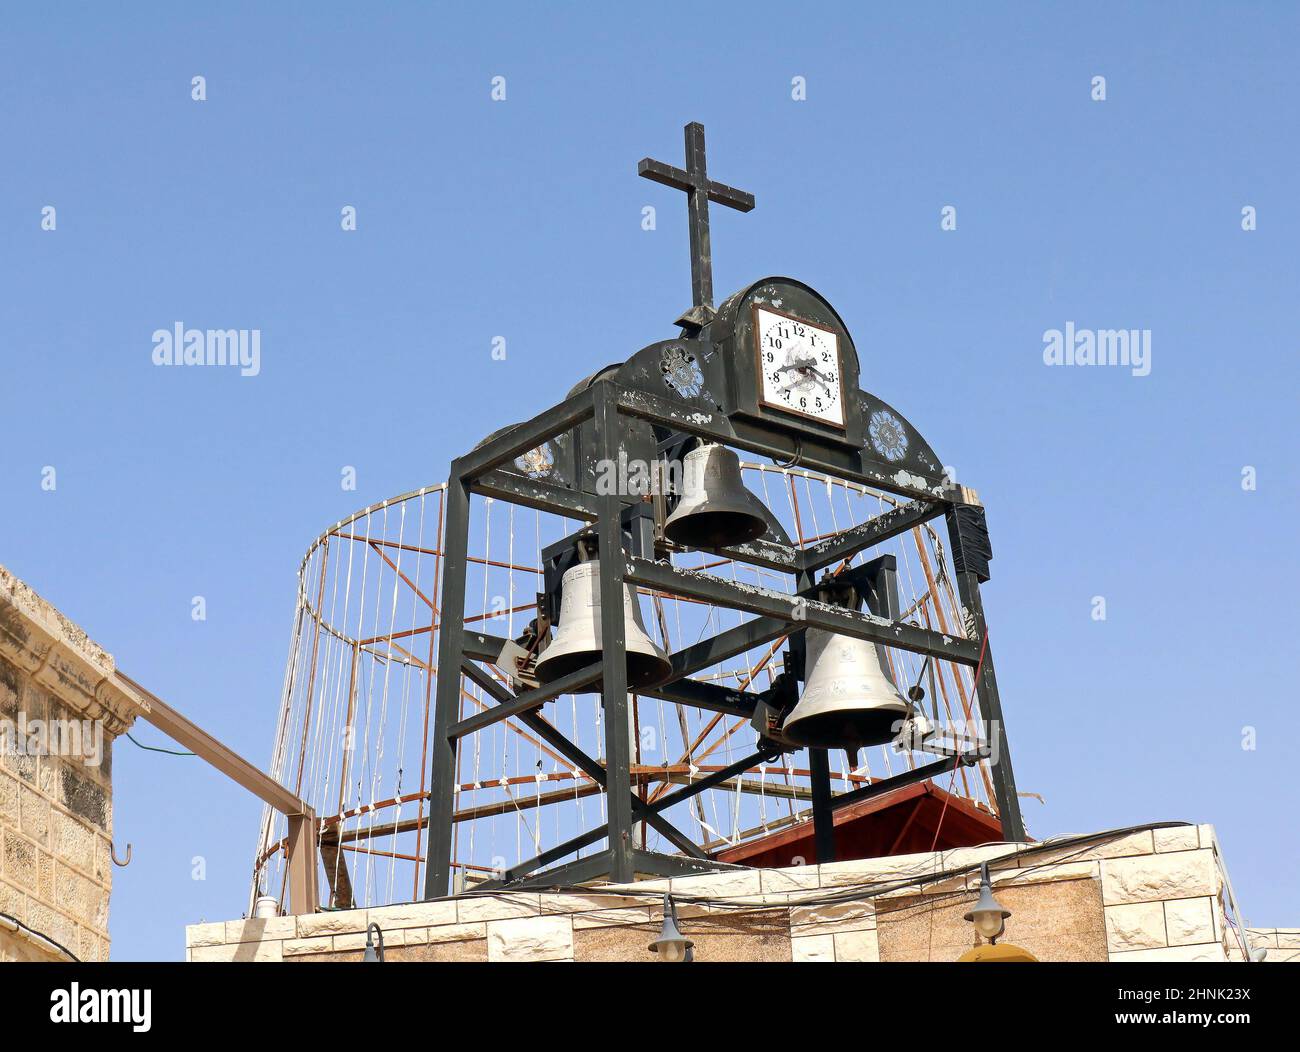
[1101,849,1220,905]
[0,565,147,963]
[183,822,1291,964]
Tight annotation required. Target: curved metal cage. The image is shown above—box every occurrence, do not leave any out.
[251,465,1000,911]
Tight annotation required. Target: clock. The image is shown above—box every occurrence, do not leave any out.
[753,306,846,429]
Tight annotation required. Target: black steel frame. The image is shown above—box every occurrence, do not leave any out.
[421,380,1024,897]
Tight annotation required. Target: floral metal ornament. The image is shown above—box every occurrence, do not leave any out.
[660,346,704,398]
[514,443,555,479]
[868,409,908,462]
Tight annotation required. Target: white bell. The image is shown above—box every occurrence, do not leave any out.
[663,443,769,549]
[782,629,909,749]
[534,561,671,690]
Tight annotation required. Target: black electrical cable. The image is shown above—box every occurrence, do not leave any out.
[0,909,82,962]
[436,820,1197,914]
[125,732,195,757]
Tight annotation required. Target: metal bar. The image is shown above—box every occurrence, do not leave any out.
[669,615,790,678]
[950,566,1026,842]
[448,660,602,740]
[120,672,309,818]
[624,557,981,665]
[421,474,470,899]
[461,666,706,857]
[630,848,726,879]
[641,678,756,718]
[594,383,636,884]
[808,749,836,864]
[830,753,973,812]
[285,812,320,915]
[613,383,958,503]
[458,662,606,782]
[508,850,620,890]
[801,499,944,573]
[456,387,595,481]
[473,469,598,522]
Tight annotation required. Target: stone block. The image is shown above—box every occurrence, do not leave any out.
[55,861,106,929]
[1152,826,1199,852]
[833,928,880,962]
[792,934,835,961]
[283,936,334,956]
[1104,902,1166,951]
[51,811,96,871]
[486,915,574,962]
[296,907,369,938]
[426,921,487,944]
[24,901,75,951]
[1101,850,1219,905]
[0,769,19,826]
[790,901,876,936]
[191,940,284,962]
[539,891,650,915]
[368,899,458,930]
[3,830,37,885]
[225,915,298,943]
[1109,942,1226,963]
[990,860,1098,886]
[1033,830,1155,865]
[1164,897,1215,947]
[57,765,108,830]
[670,868,763,898]
[457,892,541,922]
[0,877,25,920]
[759,866,820,894]
[571,907,653,930]
[185,921,227,948]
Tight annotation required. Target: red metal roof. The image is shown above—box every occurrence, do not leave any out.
[715,781,1006,868]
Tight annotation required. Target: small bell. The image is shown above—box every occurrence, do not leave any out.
[533,560,672,689]
[781,628,910,749]
[663,443,770,549]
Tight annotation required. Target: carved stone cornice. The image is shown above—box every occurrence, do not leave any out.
[0,564,149,738]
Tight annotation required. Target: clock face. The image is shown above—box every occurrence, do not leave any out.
[754,307,845,428]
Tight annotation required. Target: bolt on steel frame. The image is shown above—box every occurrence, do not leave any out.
[421,380,1025,897]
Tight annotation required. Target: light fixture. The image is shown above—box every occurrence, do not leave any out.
[648,895,694,962]
[362,922,386,962]
[963,863,1011,944]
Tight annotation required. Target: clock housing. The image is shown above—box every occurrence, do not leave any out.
[710,277,866,449]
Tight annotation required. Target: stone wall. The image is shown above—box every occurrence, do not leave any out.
[186,822,1278,963]
[0,565,147,962]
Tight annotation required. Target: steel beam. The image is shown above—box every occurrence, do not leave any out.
[593,384,637,883]
[422,474,470,899]
[624,557,981,665]
[457,388,595,481]
[448,660,603,739]
[829,752,977,812]
[459,661,706,862]
[801,499,944,573]
[473,468,598,522]
[950,567,1026,842]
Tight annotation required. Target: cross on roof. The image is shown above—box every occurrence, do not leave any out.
[639,122,755,328]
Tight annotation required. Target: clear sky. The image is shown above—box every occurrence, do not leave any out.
[1,3,1296,960]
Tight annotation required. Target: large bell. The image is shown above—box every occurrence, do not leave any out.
[533,560,672,690]
[663,443,770,549]
[782,629,909,749]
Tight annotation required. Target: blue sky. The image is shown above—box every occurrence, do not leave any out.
[1,3,1296,960]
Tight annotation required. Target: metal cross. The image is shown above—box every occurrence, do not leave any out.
[639,122,755,327]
